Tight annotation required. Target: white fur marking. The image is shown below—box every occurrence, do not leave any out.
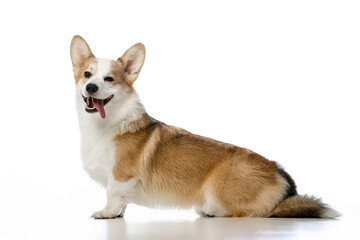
[92,177,142,218]
[200,191,228,217]
[81,58,113,99]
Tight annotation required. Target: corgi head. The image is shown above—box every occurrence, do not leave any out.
[70,35,145,120]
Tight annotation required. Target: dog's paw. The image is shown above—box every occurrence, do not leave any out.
[196,210,215,218]
[200,212,215,218]
[91,209,119,219]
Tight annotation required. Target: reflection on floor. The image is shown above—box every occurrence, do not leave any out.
[2,202,356,240]
[0,176,354,240]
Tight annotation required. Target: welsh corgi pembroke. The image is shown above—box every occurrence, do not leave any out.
[70,35,339,219]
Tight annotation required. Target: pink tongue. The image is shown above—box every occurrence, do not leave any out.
[92,98,106,119]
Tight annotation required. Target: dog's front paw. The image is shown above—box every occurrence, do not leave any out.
[91,209,119,219]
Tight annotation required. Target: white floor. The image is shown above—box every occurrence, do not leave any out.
[1,208,356,240]
[101,216,350,240]
[84,212,353,240]
[0,182,357,240]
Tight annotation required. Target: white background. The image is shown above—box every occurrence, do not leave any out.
[0,0,359,238]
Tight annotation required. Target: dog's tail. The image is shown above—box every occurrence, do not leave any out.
[270,164,340,218]
[268,194,340,218]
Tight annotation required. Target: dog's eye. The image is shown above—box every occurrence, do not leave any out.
[84,71,92,78]
[104,77,114,82]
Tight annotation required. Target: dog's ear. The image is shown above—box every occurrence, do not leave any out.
[70,35,94,68]
[118,43,146,87]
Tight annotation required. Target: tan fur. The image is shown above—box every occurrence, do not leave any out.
[111,114,288,217]
[109,60,134,91]
[70,35,95,84]
[268,195,327,218]
[118,43,146,87]
[72,57,97,84]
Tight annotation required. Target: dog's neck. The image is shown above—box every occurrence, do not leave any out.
[108,90,148,134]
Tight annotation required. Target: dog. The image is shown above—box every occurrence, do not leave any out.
[70,35,339,219]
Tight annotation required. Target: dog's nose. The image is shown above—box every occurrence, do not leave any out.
[86,83,98,94]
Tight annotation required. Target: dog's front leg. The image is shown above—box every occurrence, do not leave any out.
[91,177,139,219]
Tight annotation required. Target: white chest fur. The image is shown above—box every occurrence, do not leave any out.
[80,126,116,187]
[77,100,117,187]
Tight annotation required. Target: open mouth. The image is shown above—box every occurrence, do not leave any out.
[82,95,114,119]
